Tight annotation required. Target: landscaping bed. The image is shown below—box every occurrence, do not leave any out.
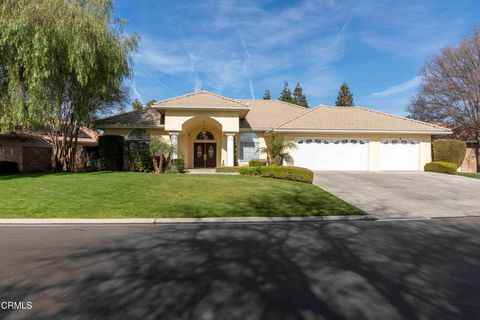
[0,172,364,218]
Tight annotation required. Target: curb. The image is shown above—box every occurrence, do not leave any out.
[0,215,371,225]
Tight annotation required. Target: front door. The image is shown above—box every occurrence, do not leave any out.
[194,143,217,168]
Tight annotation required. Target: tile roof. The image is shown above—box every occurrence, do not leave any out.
[275,105,451,133]
[96,109,163,127]
[154,90,249,108]
[238,99,309,129]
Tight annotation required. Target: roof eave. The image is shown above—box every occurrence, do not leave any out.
[272,128,452,135]
[96,124,165,129]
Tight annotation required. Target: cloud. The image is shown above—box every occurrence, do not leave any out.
[369,77,420,98]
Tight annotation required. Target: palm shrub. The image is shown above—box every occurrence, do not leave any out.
[149,137,176,173]
[260,135,296,166]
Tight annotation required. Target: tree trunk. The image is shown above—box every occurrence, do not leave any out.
[158,156,164,174]
[152,156,159,173]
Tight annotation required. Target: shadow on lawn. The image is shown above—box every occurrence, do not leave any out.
[2,220,480,319]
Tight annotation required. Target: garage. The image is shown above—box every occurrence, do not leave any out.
[293,138,369,171]
[379,139,420,171]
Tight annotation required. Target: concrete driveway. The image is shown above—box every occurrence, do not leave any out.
[314,172,480,219]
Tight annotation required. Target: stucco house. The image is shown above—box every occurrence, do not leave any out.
[96,91,451,171]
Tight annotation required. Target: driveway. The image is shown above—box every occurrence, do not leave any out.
[314,171,480,219]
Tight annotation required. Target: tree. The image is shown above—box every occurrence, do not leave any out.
[0,0,138,171]
[132,99,144,111]
[145,99,157,108]
[260,135,296,166]
[278,82,295,104]
[335,82,354,106]
[149,137,175,173]
[293,82,308,107]
[408,28,480,168]
[263,89,271,100]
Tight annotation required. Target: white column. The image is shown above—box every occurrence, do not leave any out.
[226,133,235,167]
[169,132,179,159]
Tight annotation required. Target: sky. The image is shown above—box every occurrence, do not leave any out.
[114,0,480,115]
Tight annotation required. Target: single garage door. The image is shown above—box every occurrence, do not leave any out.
[379,139,420,171]
[293,138,369,171]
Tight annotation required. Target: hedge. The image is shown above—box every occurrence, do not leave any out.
[248,159,265,167]
[98,135,124,171]
[215,166,241,173]
[239,166,314,184]
[424,161,457,175]
[0,161,19,174]
[171,158,185,173]
[433,139,466,168]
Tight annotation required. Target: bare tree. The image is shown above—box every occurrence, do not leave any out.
[408,28,480,167]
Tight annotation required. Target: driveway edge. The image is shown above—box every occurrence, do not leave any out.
[0,215,370,225]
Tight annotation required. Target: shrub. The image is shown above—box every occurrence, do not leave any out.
[171,158,185,173]
[248,159,265,167]
[215,166,240,173]
[0,161,19,174]
[98,135,124,170]
[239,166,262,176]
[240,165,314,183]
[127,141,153,172]
[433,139,467,168]
[424,161,457,175]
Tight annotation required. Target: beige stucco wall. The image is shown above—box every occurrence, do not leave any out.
[164,110,240,133]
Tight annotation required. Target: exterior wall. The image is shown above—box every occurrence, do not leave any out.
[165,110,240,132]
[0,136,51,172]
[280,132,432,171]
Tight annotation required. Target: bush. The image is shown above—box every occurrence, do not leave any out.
[215,166,240,173]
[0,161,19,174]
[98,135,124,170]
[240,166,314,183]
[127,141,153,172]
[171,158,185,173]
[424,161,457,175]
[433,139,467,168]
[248,159,265,167]
[239,166,262,176]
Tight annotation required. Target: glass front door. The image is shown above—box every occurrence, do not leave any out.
[193,143,216,168]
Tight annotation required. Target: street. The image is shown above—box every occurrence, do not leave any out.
[0,219,479,319]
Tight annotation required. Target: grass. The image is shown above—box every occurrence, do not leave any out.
[458,172,480,179]
[0,172,364,218]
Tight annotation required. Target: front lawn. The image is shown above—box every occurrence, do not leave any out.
[458,172,480,179]
[0,172,364,218]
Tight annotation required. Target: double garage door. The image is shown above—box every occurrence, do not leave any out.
[292,138,420,171]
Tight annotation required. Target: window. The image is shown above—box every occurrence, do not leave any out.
[127,129,150,141]
[196,131,214,140]
[240,133,260,162]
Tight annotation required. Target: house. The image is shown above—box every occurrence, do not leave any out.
[96,91,451,171]
[0,128,98,172]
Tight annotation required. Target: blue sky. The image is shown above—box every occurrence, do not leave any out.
[114,0,479,115]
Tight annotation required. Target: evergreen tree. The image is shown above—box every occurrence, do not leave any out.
[293,82,309,107]
[279,82,294,103]
[263,89,271,100]
[132,99,144,111]
[146,99,157,109]
[335,82,354,106]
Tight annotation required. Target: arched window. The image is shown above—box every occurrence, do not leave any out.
[196,131,214,140]
[240,133,260,162]
[127,129,150,141]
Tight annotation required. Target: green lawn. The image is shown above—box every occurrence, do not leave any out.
[0,172,364,218]
[458,172,480,179]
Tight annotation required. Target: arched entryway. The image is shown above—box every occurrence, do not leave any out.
[181,116,223,168]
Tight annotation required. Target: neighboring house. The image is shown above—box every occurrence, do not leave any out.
[0,128,98,172]
[96,91,451,171]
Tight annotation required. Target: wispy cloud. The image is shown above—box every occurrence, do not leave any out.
[369,77,420,98]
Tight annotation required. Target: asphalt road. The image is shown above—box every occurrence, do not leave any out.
[0,219,479,320]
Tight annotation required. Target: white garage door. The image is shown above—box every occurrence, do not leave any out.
[380,139,420,171]
[293,138,369,171]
